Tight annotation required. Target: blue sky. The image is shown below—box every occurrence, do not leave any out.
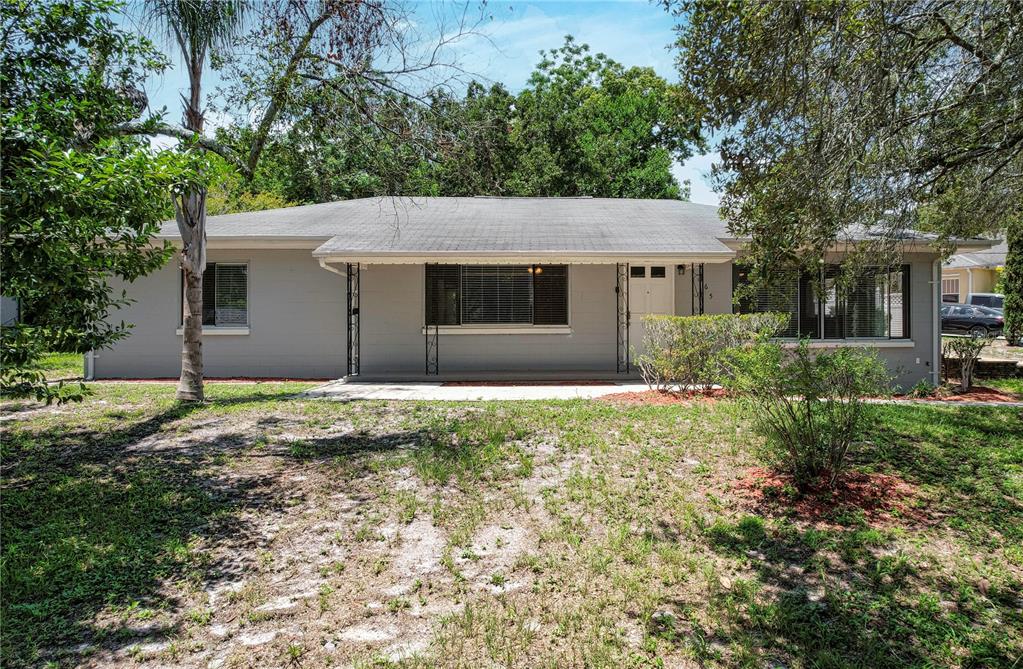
[130,0,719,204]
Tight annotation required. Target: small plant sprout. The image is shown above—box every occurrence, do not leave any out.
[286,642,305,664]
[387,597,411,612]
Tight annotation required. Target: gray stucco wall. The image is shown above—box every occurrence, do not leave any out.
[361,264,618,374]
[95,249,346,379]
[881,255,940,389]
[674,261,733,316]
[96,251,939,388]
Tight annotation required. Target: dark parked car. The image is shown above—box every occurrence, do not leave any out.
[940,303,1005,337]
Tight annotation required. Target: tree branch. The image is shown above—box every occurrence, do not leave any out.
[931,12,996,66]
[244,10,331,178]
[112,122,250,177]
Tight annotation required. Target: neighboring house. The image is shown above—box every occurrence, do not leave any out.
[942,240,1007,303]
[0,296,18,326]
[92,197,993,388]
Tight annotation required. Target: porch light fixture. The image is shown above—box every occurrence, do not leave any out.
[528,264,544,275]
[677,264,686,275]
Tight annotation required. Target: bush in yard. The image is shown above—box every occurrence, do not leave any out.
[723,341,892,492]
[942,336,991,391]
[635,313,788,391]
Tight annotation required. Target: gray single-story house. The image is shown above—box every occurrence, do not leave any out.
[90,196,993,388]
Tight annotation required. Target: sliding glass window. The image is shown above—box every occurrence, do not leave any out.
[734,265,910,339]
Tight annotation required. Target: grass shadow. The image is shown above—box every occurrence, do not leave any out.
[688,405,1023,668]
[0,389,438,667]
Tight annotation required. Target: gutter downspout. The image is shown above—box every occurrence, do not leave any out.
[318,258,347,276]
[84,351,96,381]
[932,260,941,386]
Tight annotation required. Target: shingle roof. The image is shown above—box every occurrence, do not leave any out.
[158,196,995,259]
[944,240,1008,269]
[159,197,733,257]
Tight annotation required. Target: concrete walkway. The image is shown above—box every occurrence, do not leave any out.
[303,380,650,401]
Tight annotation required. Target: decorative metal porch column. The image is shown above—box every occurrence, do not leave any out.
[425,323,439,375]
[346,263,360,376]
[616,263,630,373]
[425,262,440,375]
[690,262,705,315]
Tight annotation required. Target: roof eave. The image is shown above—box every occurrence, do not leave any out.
[313,250,737,265]
[157,235,333,250]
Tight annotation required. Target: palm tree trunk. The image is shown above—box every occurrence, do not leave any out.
[176,59,207,402]
[176,188,207,401]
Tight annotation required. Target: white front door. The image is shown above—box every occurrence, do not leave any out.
[628,264,674,359]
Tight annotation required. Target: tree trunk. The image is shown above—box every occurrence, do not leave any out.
[1002,220,1022,346]
[176,188,207,402]
[176,55,207,402]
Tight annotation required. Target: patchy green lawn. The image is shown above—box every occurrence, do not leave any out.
[987,377,1023,396]
[1,384,1021,668]
[30,352,83,380]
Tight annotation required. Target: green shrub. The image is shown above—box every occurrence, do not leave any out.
[941,336,991,391]
[723,341,892,491]
[635,313,788,391]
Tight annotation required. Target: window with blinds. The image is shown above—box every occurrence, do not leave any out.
[425,264,568,326]
[533,264,569,324]
[184,263,248,326]
[734,264,909,339]
[941,277,960,302]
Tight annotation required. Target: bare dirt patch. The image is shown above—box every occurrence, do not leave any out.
[733,467,927,527]
[599,388,729,405]
[899,384,1021,403]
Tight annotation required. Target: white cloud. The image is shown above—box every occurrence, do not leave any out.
[451,2,680,92]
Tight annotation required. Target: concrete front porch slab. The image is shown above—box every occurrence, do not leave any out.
[302,380,650,401]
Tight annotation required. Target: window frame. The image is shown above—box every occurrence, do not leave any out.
[734,263,911,342]
[941,276,960,303]
[423,264,571,332]
[179,261,250,332]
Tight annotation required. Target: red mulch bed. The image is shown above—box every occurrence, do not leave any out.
[898,385,1021,403]
[733,467,928,527]
[599,388,730,405]
[442,380,616,387]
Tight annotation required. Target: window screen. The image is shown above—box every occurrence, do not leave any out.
[425,264,568,326]
[734,264,909,339]
[425,264,460,325]
[461,265,533,324]
[183,263,248,327]
[533,264,568,324]
[733,266,799,337]
[845,268,887,338]
[214,264,248,325]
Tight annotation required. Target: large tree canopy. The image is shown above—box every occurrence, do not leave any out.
[0,0,190,402]
[506,37,703,198]
[670,0,1022,287]
[210,36,704,206]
